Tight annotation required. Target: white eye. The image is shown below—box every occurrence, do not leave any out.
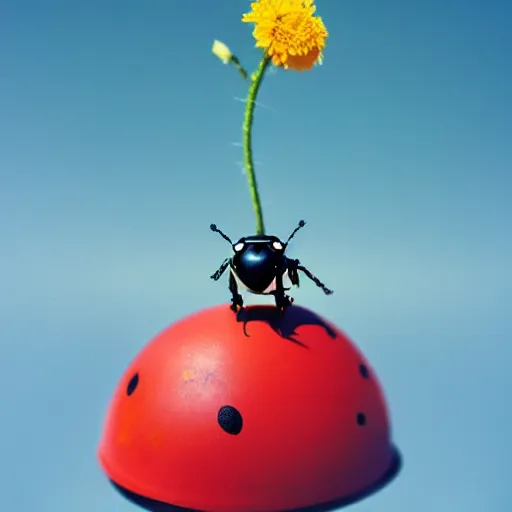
[272,241,283,250]
[234,242,244,252]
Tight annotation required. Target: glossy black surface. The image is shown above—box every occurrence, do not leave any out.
[232,236,284,293]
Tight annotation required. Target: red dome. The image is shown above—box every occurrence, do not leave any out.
[98,304,400,512]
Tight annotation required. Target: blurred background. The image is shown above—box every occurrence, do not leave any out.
[1,0,510,510]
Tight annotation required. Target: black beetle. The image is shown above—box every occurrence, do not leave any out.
[210,220,333,312]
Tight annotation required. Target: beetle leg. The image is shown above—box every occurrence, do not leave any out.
[296,263,334,295]
[273,269,293,313]
[287,260,300,287]
[229,271,244,312]
[210,258,230,281]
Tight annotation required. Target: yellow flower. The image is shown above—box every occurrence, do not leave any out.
[242,0,328,71]
[212,40,233,64]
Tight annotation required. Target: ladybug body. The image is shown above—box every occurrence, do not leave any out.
[210,221,333,312]
[98,304,401,512]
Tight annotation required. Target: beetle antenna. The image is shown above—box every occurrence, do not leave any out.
[285,220,306,246]
[210,224,233,244]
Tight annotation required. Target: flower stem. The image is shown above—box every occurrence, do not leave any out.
[231,55,249,80]
[243,55,270,235]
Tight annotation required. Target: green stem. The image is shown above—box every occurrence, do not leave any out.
[231,56,249,80]
[243,55,270,235]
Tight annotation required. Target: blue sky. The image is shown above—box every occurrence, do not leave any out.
[1,1,511,511]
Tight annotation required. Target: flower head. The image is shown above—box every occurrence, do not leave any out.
[212,40,233,64]
[242,0,328,71]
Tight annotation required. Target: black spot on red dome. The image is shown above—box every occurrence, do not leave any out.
[218,405,243,435]
[359,364,369,379]
[356,412,366,426]
[126,373,139,396]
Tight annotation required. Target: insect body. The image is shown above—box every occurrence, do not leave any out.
[210,220,333,312]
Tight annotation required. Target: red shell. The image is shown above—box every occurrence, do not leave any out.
[98,305,400,511]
